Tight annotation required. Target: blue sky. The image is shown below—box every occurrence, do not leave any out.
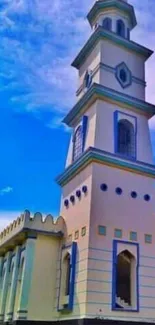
[0,0,155,228]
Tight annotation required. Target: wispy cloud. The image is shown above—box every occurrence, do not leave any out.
[0,210,20,231]
[0,0,155,128]
[0,186,13,196]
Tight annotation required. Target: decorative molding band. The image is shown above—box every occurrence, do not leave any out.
[64,83,155,127]
[76,63,146,96]
[72,27,153,69]
[87,0,137,28]
[56,147,155,186]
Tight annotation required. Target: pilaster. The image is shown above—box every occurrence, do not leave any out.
[0,256,4,309]
[17,237,36,320]
[0,251,12,322]
[6,246,21,321]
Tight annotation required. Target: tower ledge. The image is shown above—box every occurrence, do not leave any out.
[63,83,155,127]
[56,147,155,187]
[72,27,153,70]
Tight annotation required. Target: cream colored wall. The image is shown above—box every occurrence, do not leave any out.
[101,40,145,81]
[94,99,153,164]
[100,68,145,100]
[57,166,93,320]
[27,234,60,321]
[78,42,101,86]
[77,36,146,102]
[84,162,155,321]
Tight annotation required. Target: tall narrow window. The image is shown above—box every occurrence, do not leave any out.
[64,254,71,296]
[116,250,136,309]
[72,126,82,162]
[117,119,135,158]
[103,17,112,31]
[1,263,6,288]
[117,19,125,38]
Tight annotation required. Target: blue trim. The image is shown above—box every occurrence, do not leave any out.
[115,62,132,89]
[68,242,77,311]
[112,239,139,312]
[127,28,130,40]
[82,115,88,151]
[57,246,63,312]
[114,110,137,160]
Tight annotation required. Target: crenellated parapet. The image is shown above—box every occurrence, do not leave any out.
[0,210,66,249]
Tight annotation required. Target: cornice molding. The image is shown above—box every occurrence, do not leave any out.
[63,83,155,127]
[72,27,153,70]
[56,147,155,187]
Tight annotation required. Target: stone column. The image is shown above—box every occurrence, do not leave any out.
[0,256,4,307]
[6,246,20,321]
[0,251,12,322]
[17,237,36,320]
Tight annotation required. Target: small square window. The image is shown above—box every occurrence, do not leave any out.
[114,228,122,238]
[145,234,152,244]
[81,227,86,237]
[68,234,72,241]
[75,231,79,240]
[98,225,106,236]
[130,231,137,241]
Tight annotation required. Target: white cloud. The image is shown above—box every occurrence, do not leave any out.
[0,186,13,196]
[0,0,155,130]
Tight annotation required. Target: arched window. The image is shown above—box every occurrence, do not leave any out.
[117,119,135,158]
[64,254,71,296]
[72,126,82,162]
[103,17,112,31]
[116,250,136,308]
[117,19,125,37]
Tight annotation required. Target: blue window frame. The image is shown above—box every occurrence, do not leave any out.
[103,17,112,31]
[72,126,82,162]
[112,240,139,312]
[114,111,137,160]
[117,19,125,38]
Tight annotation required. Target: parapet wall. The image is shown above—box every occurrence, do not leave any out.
[0,210,66,247]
